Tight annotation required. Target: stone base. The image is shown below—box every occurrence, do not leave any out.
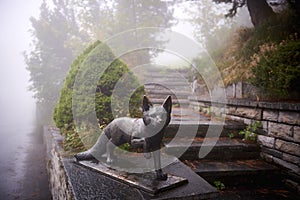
[77,160,188,195]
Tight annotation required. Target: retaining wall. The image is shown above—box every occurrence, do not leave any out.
[189,96,300,192]
[43,126,74,200]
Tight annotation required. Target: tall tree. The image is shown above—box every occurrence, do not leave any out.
[24,0,82,122]
[213,0,300,27]
[25,0,176,122]
[186,0,238,52]
[112,0,175,66]
[67,0,176,66]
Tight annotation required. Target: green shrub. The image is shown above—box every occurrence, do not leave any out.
[213,180,225,190]
[212,10,300,99]
[239,121,262,141]
[53,41,144,151]
[251,39,300,98]
[238,11,299,60]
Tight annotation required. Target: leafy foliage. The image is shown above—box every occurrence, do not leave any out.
[251,38,300,98]
[214,11,300,99]
[213,180,226,190]
[239,121,262,141]
[53,41,145,151]
[26,0,175,123]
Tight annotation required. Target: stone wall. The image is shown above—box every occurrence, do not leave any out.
[43,126,74,200]
[189,96,300,191]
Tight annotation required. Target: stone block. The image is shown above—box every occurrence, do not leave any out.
[284,179,300,193]
[262,110,278,122]
[227,106,236,115]
[278,111,300,125]
[235,107,262,120]
[275,139,300,157]
[262,121,268,132]
[294,126,300,143]
[283,153,300,166]
[225,84,235,98]
[260,152,273,163]
[235,82,242,98]
[257,135,275,148]
[261,147,282,158]
[228,115,244,123]
[268,122,293,141]
[273,157,300,174]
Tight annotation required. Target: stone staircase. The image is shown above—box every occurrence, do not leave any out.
[142,66,281,188]
[141,66,192,107]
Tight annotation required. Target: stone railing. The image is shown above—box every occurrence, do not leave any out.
[189,96,300,191]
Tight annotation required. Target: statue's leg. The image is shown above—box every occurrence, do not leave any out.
[153,150,167,181]
[143,139,151,159]
[131,138,151,159]
[106,139,115,164]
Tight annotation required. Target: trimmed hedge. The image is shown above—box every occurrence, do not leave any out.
[53,41,144,151]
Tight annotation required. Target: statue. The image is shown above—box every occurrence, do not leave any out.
[75,95,172,181]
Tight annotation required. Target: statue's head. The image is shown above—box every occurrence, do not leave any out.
[142,96,172,130]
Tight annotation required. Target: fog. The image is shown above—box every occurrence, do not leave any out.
[0,0,41,198]
[0,0,253,198]
[0,0,39,125]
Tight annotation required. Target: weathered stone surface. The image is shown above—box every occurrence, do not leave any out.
[258,102,300,111]
[278,111,300,125]
[268,122,294,141]
[227,106,236,115]
[275,139,300,157]
[225,84,235,98]
[258,135,275,148]
[78,160,188,195]
[263,110,278,121]
[235,107,262,120]
[262,121,268,133]
[294,126,300,143]
[244,118,252,125]
[261,147,282,159]
[260,152,274,163]
[283,153,300,166]
[284,179,300,193]
[43,127,74,200]
[273,157,300,174]
[235,82,243,98]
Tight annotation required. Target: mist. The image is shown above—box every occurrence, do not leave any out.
[0,0,42,198]
[0,0,38,125]
[0,0,252,198]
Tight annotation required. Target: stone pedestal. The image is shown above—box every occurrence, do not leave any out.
[77,160,188,195]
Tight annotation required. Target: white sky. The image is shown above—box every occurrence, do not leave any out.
[154,1,200,67]
[0,0,41,125]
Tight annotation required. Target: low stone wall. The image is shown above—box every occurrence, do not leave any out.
[43,126,74,200]
[42,126,218,199]
[189,97,300,191]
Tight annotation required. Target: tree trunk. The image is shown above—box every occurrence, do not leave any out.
[247,0,275,27]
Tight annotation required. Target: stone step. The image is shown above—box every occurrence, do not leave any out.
[143,68,190,75]
[146,89,191,96]
[165,120,246,139]
[151,98,190,106]
[183,159,281,187]
[143,73,189,79]
[164,138,260,160]
[144,81,190,87]
[147,94,190,101]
